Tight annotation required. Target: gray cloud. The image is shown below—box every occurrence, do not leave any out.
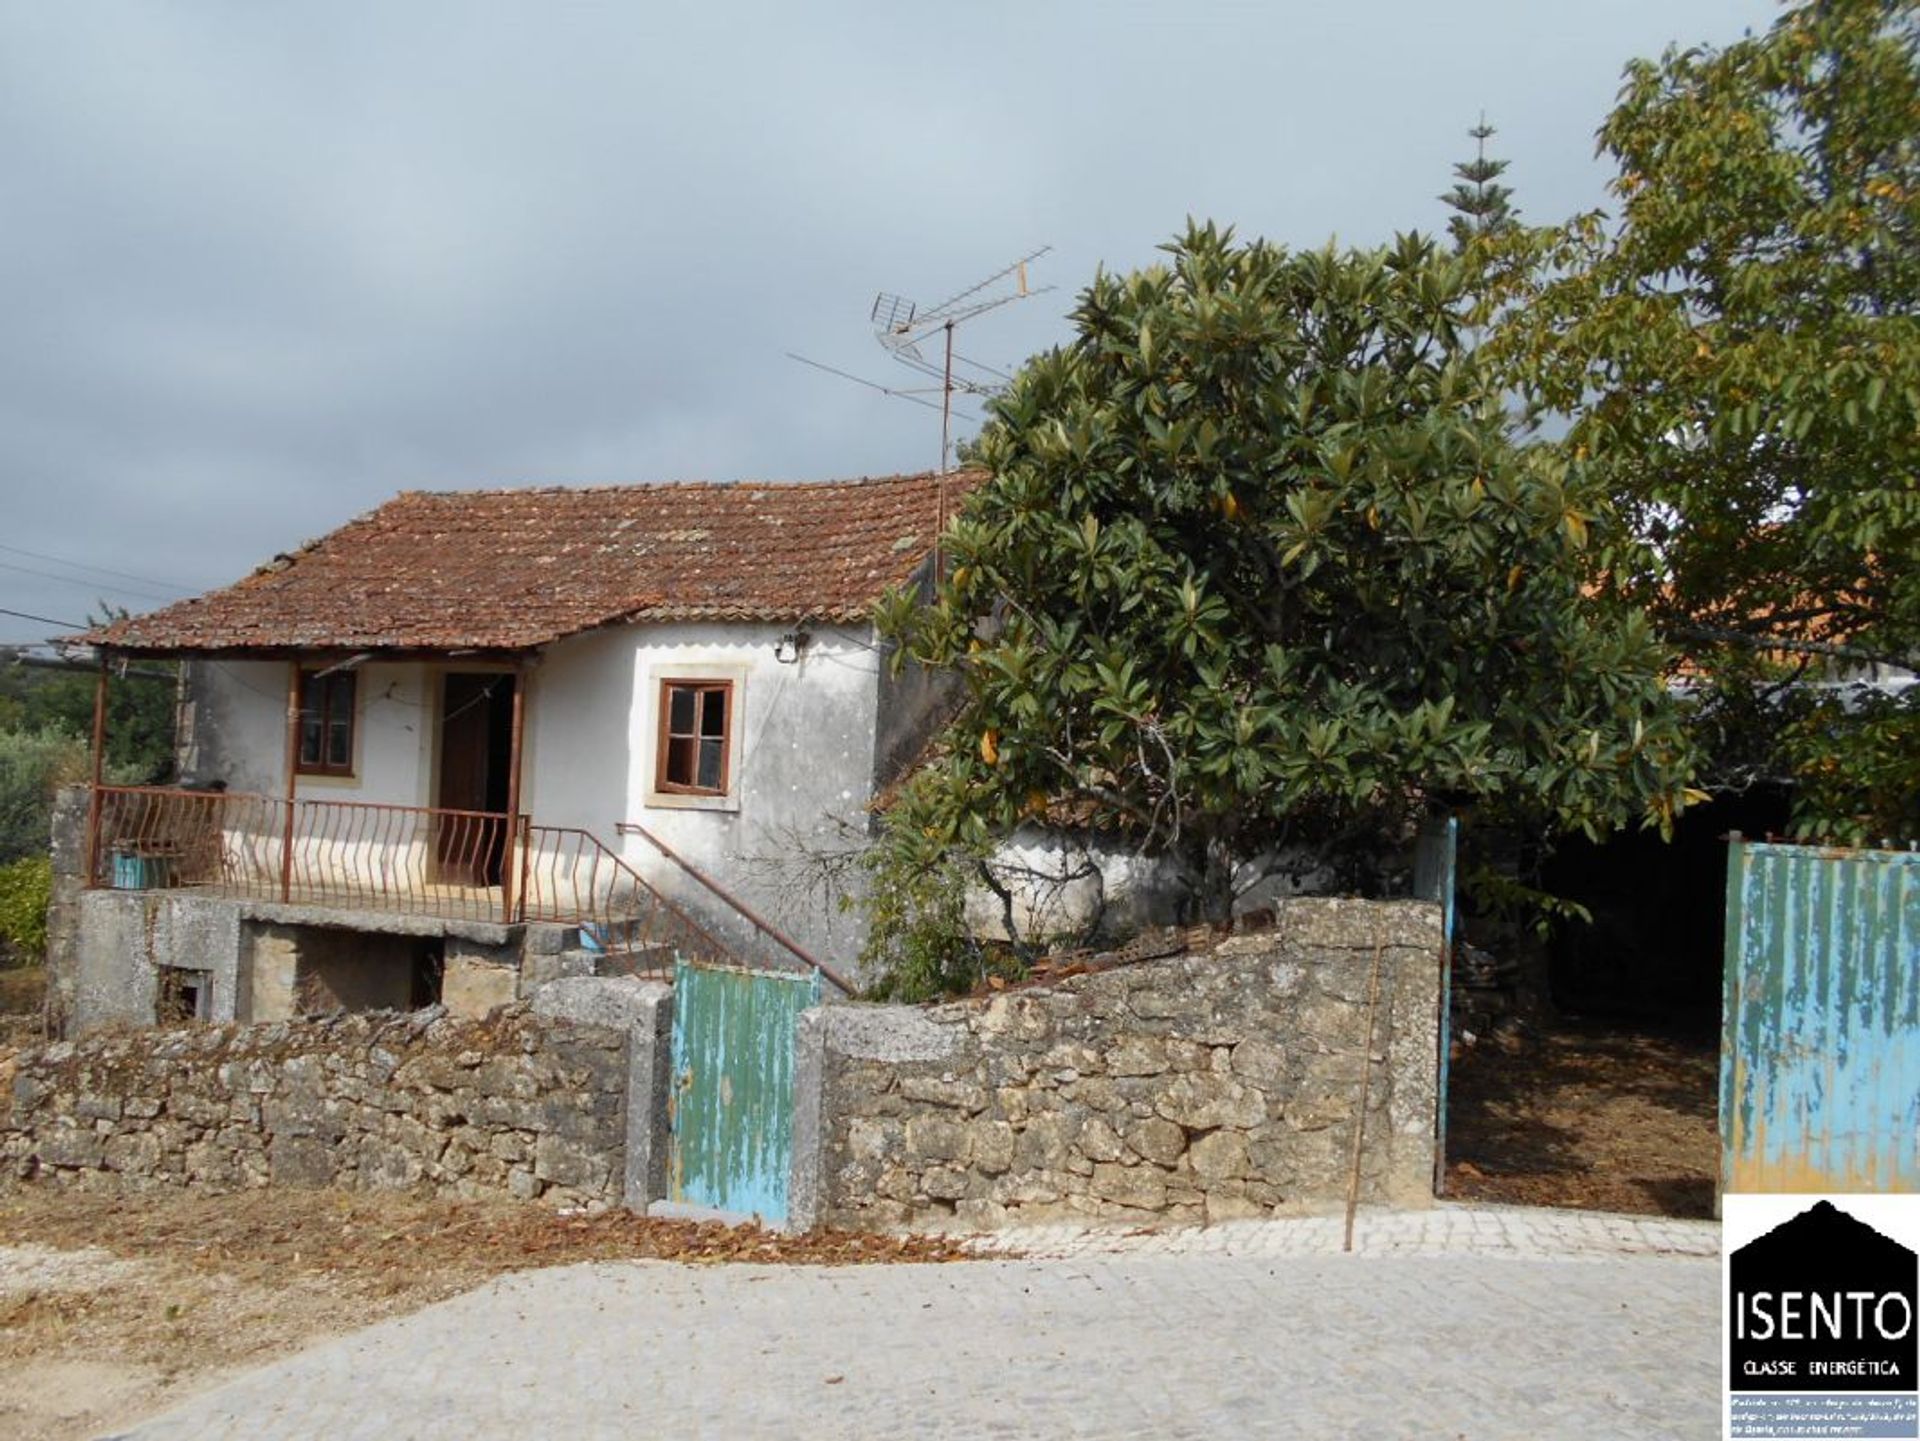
[0,0,1774,645]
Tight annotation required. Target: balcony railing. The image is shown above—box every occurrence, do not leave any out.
[83,786,765,983]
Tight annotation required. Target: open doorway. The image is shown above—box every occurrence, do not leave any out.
[436,672,516,885]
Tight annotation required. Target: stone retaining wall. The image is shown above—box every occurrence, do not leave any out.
[793,899,1441,1232]
[1,1004,633,1207]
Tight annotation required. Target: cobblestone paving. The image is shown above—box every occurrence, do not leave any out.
[120,1208,1721,1441]
[970,1201,1722,1262]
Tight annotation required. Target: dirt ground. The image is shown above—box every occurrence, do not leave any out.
[0,1187,971,1441]
[1443,1020,1720,1218]
[0,966,45,1051]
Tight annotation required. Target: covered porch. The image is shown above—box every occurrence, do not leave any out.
[75,644,737,974]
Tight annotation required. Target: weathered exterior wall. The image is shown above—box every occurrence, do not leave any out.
[247,923,421,1017]
[870,556,960,797]
[62,881,562,1037]
[2,1005,632,1207]
[526,619,882,971]
[970,827,1343,946]
[71,890,244,1033]
[181,659,436,806]
[176,621,891,980]
[794,899,1442,1232]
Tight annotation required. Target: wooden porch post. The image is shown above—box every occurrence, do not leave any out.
[83,654,109,887]
[280,660,300,903]
[501,658,528,923]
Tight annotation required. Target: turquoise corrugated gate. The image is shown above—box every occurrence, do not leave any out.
[1721,838,1920,1194]
[668,959,821,1222]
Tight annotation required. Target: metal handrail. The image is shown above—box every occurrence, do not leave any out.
[83,785,837,988]
[88,785,515,923]
[617,819,853,995]
[522,824,744,978]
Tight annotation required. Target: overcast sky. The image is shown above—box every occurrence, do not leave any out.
[0,0,1779,651]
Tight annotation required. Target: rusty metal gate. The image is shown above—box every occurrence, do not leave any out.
[1721,836,1920,1194]
[667,958,821,1223]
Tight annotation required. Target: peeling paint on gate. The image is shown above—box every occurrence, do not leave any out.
[668,959,821,1222]
[1721,838,1920,1194]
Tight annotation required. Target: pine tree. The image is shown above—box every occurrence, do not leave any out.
[1441,115,1517,249]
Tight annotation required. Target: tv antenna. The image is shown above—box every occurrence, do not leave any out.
[788,246,1053,476]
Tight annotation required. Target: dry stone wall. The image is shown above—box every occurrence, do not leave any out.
[1,1004,630,1207]
[796,899,1441,1232]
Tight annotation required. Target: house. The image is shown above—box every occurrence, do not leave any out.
[52,472,973,1035]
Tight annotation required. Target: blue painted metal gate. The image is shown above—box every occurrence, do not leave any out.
[1413,815,1459,1192]
[668,959,821,1223]
[1721,837,1920,1194]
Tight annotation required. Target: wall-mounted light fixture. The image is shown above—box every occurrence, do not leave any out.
[773,630,812,665]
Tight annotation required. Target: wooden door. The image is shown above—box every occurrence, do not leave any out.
[436,673,514,884]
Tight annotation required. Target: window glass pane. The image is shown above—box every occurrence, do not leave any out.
[326,719,351,767]
[327,676,355,724]
[299,715,322,766]
[697,737,724,790]
[700,688,726,737]
[668,686,695,734]
[665,736,696,786]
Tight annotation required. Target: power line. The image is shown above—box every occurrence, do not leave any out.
[0,542,196,596]
[0,604,87,630]
[0,558,178,605]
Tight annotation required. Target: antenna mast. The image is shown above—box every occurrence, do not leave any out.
[869,245,1052,475]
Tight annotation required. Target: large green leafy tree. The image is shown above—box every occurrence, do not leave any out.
[1495,0,1920,842]
[872,225,1696,979]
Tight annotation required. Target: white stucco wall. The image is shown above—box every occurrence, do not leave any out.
[181,627,884,973]
[183,659,435,806]
[523,621,881,970]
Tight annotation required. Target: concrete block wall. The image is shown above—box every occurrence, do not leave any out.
[792,899,1443,1232]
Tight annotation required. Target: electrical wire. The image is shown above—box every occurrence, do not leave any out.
[0,558,180,606]
[0,604,87,630]
[0,542,197,596]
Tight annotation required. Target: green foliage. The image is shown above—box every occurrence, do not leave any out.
[850,768,1001,1001]
[0,728,91,863]
[0,727,143,864]
[1461,862,1594,941]
[0,856,51,964]
[0,655,177,782]
[874,223,1699,947]
[1493,0,1920,837]
[1777,685,1920,845]
[1441,117,1519,250]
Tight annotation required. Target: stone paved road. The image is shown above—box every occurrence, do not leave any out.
[119,1210,1720,1441]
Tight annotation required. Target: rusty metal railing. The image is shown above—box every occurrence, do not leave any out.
[522,825,747,981]
[617,819,853,994]
[90,786,514,923]
[84,787,759,980]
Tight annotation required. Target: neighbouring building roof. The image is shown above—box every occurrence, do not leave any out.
[83,472,979,655]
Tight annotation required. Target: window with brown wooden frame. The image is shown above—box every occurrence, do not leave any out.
[655,678,732,796]
[297,669,357,775]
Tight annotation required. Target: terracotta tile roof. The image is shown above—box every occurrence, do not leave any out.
[85,472,979,654]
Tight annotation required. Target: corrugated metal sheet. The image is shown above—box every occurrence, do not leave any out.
[668,959,821,1222]
[1721,838,1920,1194]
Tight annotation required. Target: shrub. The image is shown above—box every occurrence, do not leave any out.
[0,728,89,864]
[0,855,51,965]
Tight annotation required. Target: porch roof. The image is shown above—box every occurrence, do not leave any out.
[81,471,981,656]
